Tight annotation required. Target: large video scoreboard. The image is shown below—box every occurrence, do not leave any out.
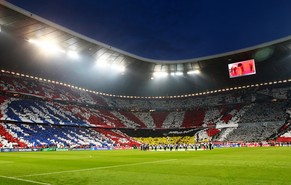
[228,59,256,78]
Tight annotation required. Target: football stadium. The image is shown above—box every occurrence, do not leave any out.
[0,1,291,185]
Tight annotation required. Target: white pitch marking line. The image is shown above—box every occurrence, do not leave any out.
[18,159,177,177]
[0,175,51,185]
[0,161,14,164]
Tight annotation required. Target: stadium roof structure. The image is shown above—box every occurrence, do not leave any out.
[1,1,291,96]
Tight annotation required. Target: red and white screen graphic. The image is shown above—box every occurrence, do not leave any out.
[228,59,256,78]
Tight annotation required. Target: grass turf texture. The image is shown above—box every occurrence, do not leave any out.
[0,147,290,185]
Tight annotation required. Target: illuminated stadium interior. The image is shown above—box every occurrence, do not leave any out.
[1,2,291,185]
[0,1,291,148]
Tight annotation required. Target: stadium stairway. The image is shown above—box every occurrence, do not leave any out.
[151,111,170,128]
[181,109,205,128]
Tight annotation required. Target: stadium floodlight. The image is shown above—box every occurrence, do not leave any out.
[119,66,126,73]
[115,65,125,73]
[110,64,126,73]
[170,72,183,76]
[153,72,168,78]
[28,39,65,54]
[67,51,79,59]
[96,59,108,68]
[175,72,183,76]
[187,70,200,75]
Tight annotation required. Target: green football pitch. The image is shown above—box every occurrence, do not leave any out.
[0,147,290,185]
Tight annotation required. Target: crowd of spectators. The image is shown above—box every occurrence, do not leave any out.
[238,102,287,123]
[1,72,291,148]
[0,122,115,148]
[221,122,284,142]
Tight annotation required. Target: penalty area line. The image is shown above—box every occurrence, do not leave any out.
[0,175,51,185]
[18,159,177,177]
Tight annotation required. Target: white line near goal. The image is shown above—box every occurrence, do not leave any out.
[0,175,51,185]
[18,159,177,178]
[0,161,14,164]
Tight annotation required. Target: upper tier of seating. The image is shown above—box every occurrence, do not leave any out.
[2,72,290,111]
[0,73,109,106]
[1,94,288,129]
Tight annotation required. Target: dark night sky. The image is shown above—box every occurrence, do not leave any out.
[6,0,291,61]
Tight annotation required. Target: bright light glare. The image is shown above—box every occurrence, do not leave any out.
[111,64,126,73]
[153,72,168,78]
[96,61,125,73]
[187,70,200,75]
[171,72,183,76]
[96,59,108,68]
[118,66,126,73]
[28,39,65,54]
[67,51,79,59]
[175,72,183,76]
